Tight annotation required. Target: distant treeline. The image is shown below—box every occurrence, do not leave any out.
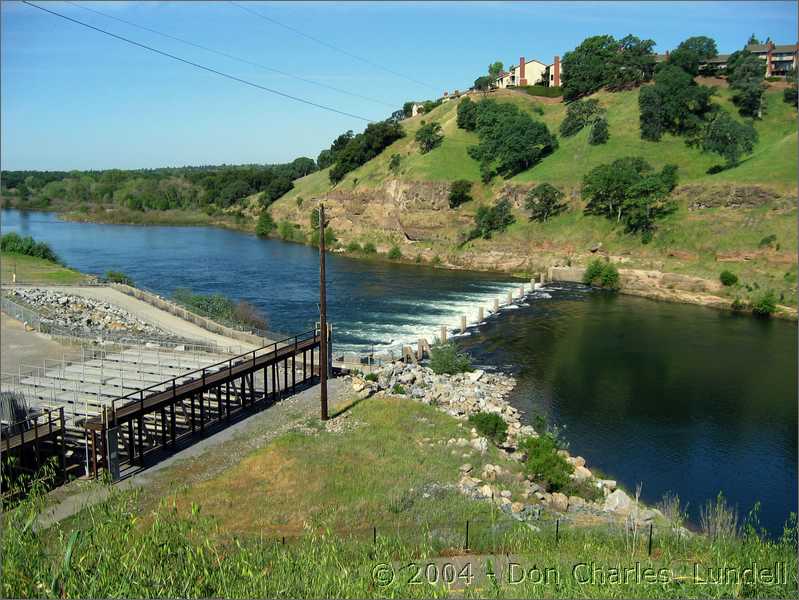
[1,158,318,211]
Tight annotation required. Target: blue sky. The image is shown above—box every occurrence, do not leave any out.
[2,1,796,170]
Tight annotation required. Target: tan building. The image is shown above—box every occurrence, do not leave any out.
[494,55,560,88]
[696,41,798,77]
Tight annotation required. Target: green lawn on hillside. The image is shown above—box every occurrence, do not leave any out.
[0,252,88,285]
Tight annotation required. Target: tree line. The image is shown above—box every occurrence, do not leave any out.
[1,158,318,212]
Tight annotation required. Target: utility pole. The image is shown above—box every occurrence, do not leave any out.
[319,203,329,421]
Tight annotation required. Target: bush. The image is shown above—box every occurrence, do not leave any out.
[364,372,378,382]
[468,412,508,444]
[0,232,60,263]
[105,270,134,286]
[388,153,401,174]
[583,259,620,290]
[387,245,402,260]
[700,492,739,540]
[470,199,515,240]
[588,117,609,145]
[559,99,603,137]
[390,384,406,395]
[255,211,276,237]
[784,86,798,108]
[719,270,738,286]
[456,97,478,130]
[448,180,473,209]
[429,342,472,375]
[345,241,362,253]
[362,242,377,254]
[309,227,337,248]
[561,477,603,502]
[731,297,746,311]
[518,434,572,491]
[758,234,777,248]
[520,85,563,98]
[173,289,267,331]
[277,220,301,242]
[328,121,405,184]
[751,290,777,317]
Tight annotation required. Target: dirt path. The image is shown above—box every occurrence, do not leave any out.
[0,313,73,374]
[37,286,258,352]
[36,377,348,529]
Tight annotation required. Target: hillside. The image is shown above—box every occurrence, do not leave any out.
[268,84,797,309]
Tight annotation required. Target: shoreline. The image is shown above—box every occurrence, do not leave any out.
[5,206,796,322]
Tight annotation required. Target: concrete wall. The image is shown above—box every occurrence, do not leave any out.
[112,284,267,346]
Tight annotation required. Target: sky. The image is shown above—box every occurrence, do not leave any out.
[1,0,796,171]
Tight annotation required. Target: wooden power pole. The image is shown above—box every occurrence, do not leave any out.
[319,203,329,421]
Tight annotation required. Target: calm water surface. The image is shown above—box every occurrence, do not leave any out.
[2,209,796,534]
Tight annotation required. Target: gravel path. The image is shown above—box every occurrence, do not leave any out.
[35,286,258,352]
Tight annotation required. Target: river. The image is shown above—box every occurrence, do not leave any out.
[2,209,796,534]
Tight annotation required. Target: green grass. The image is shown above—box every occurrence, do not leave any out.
[3,396,796,598]
[0,252,89,285]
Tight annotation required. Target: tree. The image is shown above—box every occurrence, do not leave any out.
[290,157,317,178]
[488,61,504,80]
[669,36,718,76]
[784,85,798,107]
[559,98,603,137]
[402,101,415,118]
[697,111,758,167]
[525,183,567,222]
[255,210,276,237]
[747,34,761,45]
[467,100,557,179]
[448,180,473,208]
[606,34,657,90]
[316,149,334,170]
[263,175,293,204]
[561,35,618,101]
[388,109,405,123]
[588,117,609,145]
[456,97,478,130]
[388,153,401,174]
[582,157,678,238]
[638,65,715,141]
[328,121,405,183]
[415,121,443,154]
[728,54,765,118]
[471,199,515,239]
[473,76,492,92]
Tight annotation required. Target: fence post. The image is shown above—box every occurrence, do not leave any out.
[555,519,560,544]
[373,526,377,545]
[648,523,653,556]
[465,520,470,550]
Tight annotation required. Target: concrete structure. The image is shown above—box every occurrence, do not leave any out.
[411,102,425,117]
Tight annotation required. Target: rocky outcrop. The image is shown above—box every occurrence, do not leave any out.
[677,184,785,211]
[7,287,177,341]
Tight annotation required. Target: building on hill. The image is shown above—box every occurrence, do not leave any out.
[494,55,560,89]
[410,102,425,117]
[693,41,798,77]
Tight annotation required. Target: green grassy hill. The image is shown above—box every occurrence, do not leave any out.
[268,84,797,308]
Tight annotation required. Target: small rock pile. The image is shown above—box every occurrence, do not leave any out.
[346,360,671,529]
[8,288,173,340]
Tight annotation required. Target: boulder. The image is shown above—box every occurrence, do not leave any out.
[549,492,569,512]
[459,463,473,474]
[478,484,494,499]
[603,489,633,515]
[500,489,512,499]
[511,501,525,514]
[470,437,488,454]
[572,465,592,481]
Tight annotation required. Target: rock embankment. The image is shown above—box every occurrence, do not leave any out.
[7,287,176,341]
[347,360,671,530]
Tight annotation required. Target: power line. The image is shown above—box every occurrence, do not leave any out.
[22,1,375,123]
[64,0,396,109]
[227,1,438,93]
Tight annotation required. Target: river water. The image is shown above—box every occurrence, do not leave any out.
[2,209,796,534]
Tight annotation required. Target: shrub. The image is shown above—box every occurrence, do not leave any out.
[388,154,401,174]
[364,372,378,382]
[758,234,777,248]
[456,97,478,130]
[233,300,268,331]
[520,85,563,98]
[562,477,603,503]
[431,255,442,266]
[731,297,746,311]
[448,180,473,209]
[700,492,739,540]
[362,242,377,254]
[346,241,362,253]
[784,86,798,107]
[309,227,337,248]
[255,211,276,237]
[414,121,443,154]
[751,289,777,317]
[0,232,60,263]
[391,384,406,395]
[277,220,300,242]
[470,199,515,240]
[719,270,738,286]
[518,434,572,491]
[105,270,134,286]
[387,245,402,260]
[468,412,508,443]
[583,259,620,290]
[588,117,609,145]
[429,342,472,375]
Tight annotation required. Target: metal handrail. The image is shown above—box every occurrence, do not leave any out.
[109,328,319,421]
